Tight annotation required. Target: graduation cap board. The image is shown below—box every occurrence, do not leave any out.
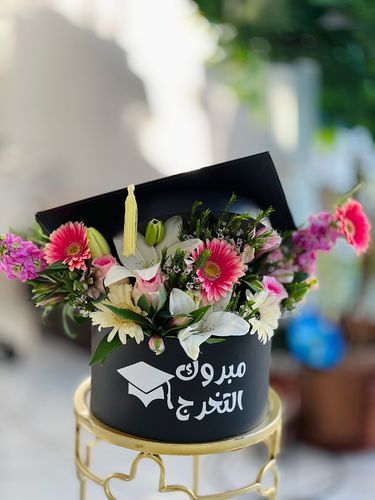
[35,152,296,243]
[117,361,174,408]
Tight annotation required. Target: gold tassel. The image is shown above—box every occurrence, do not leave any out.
[123,184,138,257]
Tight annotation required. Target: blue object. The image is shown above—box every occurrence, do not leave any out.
[286,310,346,370]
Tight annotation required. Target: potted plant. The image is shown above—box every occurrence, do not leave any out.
[0,153,369,442]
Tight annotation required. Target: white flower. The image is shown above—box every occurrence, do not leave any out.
[169,288,249,361]
[245,290,281,344]
[112,216,201,281]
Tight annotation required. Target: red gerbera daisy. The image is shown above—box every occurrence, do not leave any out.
[193,239,244,303]
[44,222,91,271]
[335,199,371,255]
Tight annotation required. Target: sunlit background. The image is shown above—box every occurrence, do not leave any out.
[1,1,375,499]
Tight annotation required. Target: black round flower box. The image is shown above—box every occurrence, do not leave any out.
[91,326,271,443]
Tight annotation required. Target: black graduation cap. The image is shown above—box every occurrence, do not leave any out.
[35,152,295,242]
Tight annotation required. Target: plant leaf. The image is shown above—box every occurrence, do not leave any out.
[42,262,69,273]
[137,294,151,315]
[157,287,167,311]
[243,279,264,292]
[337,182,364,207]
[206,337,226,344]
[189,305,211,323]
[62,303,79,339]
[156,309,172,319]
[293,272,309,283]
[104,304,152,328]
[89,334,122,366]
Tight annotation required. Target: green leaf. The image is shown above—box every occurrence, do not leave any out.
[43,262,69,272]
[137,294,151,315]
[104,304,152,329]
[157,287,167,311]
[89,334,122,366]
[189,305,211,323]
[157,309,172,319]
[337,182,364,207]
[293,272,309,283]
[62,303,79,339]
[243,279,264,292]
[206,337,226,344]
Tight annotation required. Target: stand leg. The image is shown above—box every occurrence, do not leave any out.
[75,424,86,500]
[79,476,86,500]
[193,455,200,496]
[266,424,281,499]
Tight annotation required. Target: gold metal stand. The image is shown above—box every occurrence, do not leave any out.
[74,378,282,499]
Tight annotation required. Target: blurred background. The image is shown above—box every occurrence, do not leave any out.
[0,1,375,498]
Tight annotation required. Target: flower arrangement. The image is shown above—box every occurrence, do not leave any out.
[0,191,370,364]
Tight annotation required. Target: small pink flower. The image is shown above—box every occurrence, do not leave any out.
[256,227,282,255]
[149,335,165,355]
[44,222,91,271]
[335,199,371,255]
[265,248,283,263]
[262,276,288,302]
[92,254,117,285]
[241,244,255,264]
[193,239,244,303]
[132,271,165,309]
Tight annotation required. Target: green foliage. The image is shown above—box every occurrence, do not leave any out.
[184,195,274,251]
[103,304,152,329]
[62,303,87,339]
[337,182,365,207]
[282,281,311,310]
[226,286,242,312]
[89,334,122,366]
[193,248,211,269]
[206,337,226,344]
[193,0,375,137]
[157,287,168,311]
[137,294,152,315]
[186,200,212,240]
[164,248,189,290]
[31,262,96,315]
[189,304,211,323]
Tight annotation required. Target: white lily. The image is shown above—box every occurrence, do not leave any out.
[104,265,136,288]
[113,216,201,281]
[169,288,249,361]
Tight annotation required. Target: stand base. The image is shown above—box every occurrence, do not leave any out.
[74,378,282,499]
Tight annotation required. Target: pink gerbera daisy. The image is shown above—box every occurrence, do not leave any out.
[335,199,371,255]
[44,222,91,271]
[193,238,244,303]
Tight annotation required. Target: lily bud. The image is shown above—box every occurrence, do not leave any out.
[149,335,165,355]
[145,219,165,246]
[86,227,111,259]
[169,314,192,329]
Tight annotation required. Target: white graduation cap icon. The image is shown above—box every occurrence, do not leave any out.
[117,361,175,409]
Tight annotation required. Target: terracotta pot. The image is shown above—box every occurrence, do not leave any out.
[298,349,375,449]
[91,327,271,443]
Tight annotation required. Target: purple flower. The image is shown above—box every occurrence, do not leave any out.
[292,212,339,253]
[295,250,317,275]
[291,212,340,276]
[0,234,47,282]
